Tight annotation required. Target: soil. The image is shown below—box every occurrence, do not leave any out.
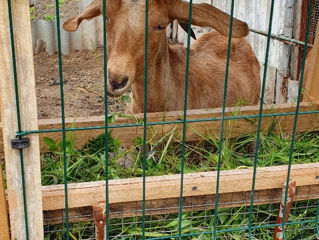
[30,0,126,119]
[34,48,125,119]
[31,0,79,21]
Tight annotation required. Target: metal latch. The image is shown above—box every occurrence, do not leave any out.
[11,137,30,149]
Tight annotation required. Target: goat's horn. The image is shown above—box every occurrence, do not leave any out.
[169,0,249,38]
[178,22,197,40]
[63,0,102,32]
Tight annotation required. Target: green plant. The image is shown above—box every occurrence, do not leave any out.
[45,3,55,8]
[44,14,55,21]
[41,117,319,238]
[58,0,67,6]
[29,7,36,20]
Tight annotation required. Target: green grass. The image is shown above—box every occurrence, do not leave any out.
[39,117,319,239]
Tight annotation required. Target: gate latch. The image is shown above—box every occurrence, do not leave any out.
[11,137,30,149]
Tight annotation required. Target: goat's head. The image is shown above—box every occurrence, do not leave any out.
[63,0,249,97]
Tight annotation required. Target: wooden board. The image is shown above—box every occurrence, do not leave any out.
[41,163,319,211]
[305,18,319,102]
[43,184,319,225]
[0,0,43,239]
[0,102,318,157]
[0,165,10,239]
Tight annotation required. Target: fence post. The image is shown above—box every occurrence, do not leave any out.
[0,0,44,239]
[305,24,319,103]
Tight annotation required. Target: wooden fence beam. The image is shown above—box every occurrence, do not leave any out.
[0,102,318,156]
[305,17,319,102]
[0,0,43,239]
[42,184,319,226]
[41,163,319,211]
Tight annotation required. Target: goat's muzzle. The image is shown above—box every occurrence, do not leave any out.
[107,72,130,97]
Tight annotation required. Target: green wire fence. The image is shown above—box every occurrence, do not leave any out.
[4,0,319,239]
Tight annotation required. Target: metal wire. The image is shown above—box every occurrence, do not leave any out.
[102,0,110,238]
[213,1,235,239]
[142,0,150,238]
[178,0,193,238]
[55,0,70,238]
[248,1,275,239]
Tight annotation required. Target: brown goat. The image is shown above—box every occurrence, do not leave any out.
[63,0,261,113]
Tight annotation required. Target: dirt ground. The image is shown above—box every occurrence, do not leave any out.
[31,0,126,119]
[32,0,79,21]
[34,48,125,119]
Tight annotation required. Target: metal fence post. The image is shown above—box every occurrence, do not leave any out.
[0,0,44,239]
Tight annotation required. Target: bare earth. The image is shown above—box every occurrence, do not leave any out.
[32,0,79,21]
[31,0,126,119]
[34,48,125,119]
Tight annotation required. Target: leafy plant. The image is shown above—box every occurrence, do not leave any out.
[29,7,36,20]
[44,14,55,21]
[40,117,319,238]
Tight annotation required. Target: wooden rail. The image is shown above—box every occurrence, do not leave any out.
[39,163,319,225]
[0,102,318,157]
[40,163,319,211]
[43,184,319,225]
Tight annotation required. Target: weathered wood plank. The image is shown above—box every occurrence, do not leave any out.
[41,163,319,211]
[0,164,10,239]
[0,0,43,238]
[305,19,319,102]
[42,181,319,225]
[0,102,317,157]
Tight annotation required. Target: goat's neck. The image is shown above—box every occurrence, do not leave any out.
[130,40,174,113]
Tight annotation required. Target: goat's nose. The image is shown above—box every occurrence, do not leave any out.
[108,73,129,91]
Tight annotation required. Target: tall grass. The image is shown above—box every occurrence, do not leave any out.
[40,118,319,239]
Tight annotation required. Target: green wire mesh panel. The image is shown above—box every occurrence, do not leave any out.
[5,0,319,239]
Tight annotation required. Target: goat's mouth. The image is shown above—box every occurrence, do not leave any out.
[106,82,130,97]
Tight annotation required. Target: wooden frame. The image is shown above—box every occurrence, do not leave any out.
[41,163,319,211]
[44,184,319,225]
[0,0,43,239]
[0,102,318,157]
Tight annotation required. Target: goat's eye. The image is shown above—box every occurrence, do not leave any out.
[153,23,167,31]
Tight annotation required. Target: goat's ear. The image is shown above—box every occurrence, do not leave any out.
[178,22,196,40]
[63,0,102,32]
[169,0,249,38]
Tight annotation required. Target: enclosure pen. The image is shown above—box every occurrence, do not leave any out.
[1,0,319,239]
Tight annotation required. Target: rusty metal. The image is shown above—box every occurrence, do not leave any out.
[273,180,297,240]
[93,202,106,240]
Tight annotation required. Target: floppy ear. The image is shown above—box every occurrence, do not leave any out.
[169,0,249,38]
[63,0,102,32]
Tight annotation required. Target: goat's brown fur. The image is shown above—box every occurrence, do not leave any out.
[63,0,261,113]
